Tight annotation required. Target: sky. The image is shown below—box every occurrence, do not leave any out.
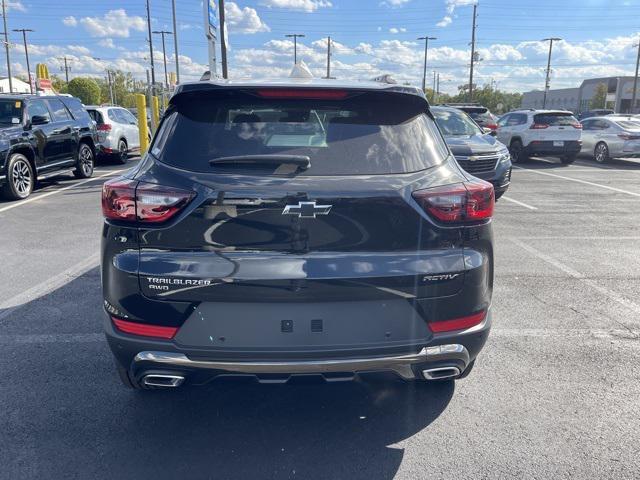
[2,0,640,94]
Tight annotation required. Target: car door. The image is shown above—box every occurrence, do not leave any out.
[580,119,596,153]
[117,108,140,149]
[26,99,57,169]
[44,98,76,164]
[496,114,512,144]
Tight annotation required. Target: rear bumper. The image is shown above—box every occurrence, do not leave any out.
[105,310,491,384]
[524,140,581,156]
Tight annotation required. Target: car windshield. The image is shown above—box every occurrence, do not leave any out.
[154,92,449,175]
[432,109,483,136]
[0,99,23,125]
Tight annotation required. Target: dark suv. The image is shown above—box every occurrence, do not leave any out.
[432,106,511,199]
[101,80,494,390]
[0,95,98,200]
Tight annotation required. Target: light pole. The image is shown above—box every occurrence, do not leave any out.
[145,0,156,95]
[171,0,180,84]
[153,30,173,90]
[542,37,562,109]
[13,28,33,94]
[285,33,305,64]
[417,36,436,93]
[1,0,12,93]
[631,40,640,114]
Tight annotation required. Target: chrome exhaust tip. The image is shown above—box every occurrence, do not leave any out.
[422,366,461,380]
[142,374,185,388]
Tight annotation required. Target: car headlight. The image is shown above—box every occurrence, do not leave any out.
[498,149,511,164]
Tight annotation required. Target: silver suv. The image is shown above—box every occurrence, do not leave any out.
[87,106,141,164]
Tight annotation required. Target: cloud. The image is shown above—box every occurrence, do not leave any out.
[225,2,270,33]
[382,0,412,5]
[79,9,146,38]
[6,1,26,12]
[437,16,452,27]
[98,38,117,49]
[62,16,77,27]
[438,0,476,27]
[260,0,332,12]
[389,27,407,34]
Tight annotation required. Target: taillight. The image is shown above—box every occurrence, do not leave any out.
[486,123,498,130]
[412,180,494,224]
[101,178,137,221]
[428,310,487,333]
[97,123,112,131]
[572,122,582,129]
[618,133,640,140]
[112,317,178,339]
[101,178,194,223]
[255,88,349,100]
[530,123,548,129]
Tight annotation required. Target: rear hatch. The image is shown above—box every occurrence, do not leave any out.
[531,112,582,142]
[130,87,486,351]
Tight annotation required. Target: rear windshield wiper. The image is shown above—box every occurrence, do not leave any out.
[208,155,310,170]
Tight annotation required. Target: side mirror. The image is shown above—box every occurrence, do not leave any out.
[31,115,49,126]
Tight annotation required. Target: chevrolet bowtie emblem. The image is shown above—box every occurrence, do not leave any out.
[282,201,332,218]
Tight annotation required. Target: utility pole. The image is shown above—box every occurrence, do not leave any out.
[219,0,228,79]
[417,36,436,93]
[285,33,305,64]
[153,30,172,89]
[145,0,156,95]
[325,36,332,79]
[13,28,32,94]
[631,40,640,114]
[468,3,478,102]
[106,70,114,104]
[542,37,561,109]
[171,0,180,84]
[59,56,71,83]
[2,0,12,93]
[436,72,440,102]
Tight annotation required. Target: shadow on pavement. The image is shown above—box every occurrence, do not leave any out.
[0,268,454,480]
[519,156,640,170]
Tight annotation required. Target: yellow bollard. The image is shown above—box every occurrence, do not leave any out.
[136,94,149,155]
[151,96,160,132]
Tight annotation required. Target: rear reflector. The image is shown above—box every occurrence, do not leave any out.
[255,88,349,100]
[112,317,178,339]
[101,178,194,224]
[428,311,487,333]
[412,180,494,224]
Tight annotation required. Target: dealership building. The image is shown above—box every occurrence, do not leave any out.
[521,76,640,113]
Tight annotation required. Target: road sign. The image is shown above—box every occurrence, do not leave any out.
[206,0,217,39]
[37,78,51,89]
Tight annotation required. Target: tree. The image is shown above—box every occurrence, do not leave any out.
[67,77,101,105]
[50,74,67,94]
[590,82,607,110]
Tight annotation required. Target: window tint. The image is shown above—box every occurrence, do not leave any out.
[433,109,482,136]
[88,109,104,125]
[581,119,595,130]
[0,99,23,125]
[497,114,510,127]
[506,114,526,126]
[46,99,71,122]
[28,100,50,123]
[119,109,137,124]
[156,93,448,176]
[533,113,579,126]
[615,120,640,130]
[61,97,91,121]
[108,109,123,123]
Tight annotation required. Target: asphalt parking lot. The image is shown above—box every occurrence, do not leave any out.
[1,155,639,479]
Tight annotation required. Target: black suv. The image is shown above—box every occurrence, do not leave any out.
[101,80,494,390]
[0,95,97,200]
[432,106,511,199]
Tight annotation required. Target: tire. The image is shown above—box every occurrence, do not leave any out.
[509,139,528,163]
[594,142,610,164]
[1,153,34,200]
[73,143,95,179]
[457,359,476,379]
[114,139,128,165]
[115,361,143,390]
[561,154,577,164]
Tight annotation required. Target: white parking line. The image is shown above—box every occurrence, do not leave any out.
[513,166,640,197]
[0,169,124,214]
[500,196,538,210]
[0,253,99,322]
[509,237,640,318]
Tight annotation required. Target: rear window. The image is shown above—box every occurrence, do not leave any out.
[61,97,91,122]
[87,110,103,124]
[615,120,640,130]
[153,91,449,175]
[534,113,579,126]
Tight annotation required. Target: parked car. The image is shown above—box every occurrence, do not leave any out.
[578,109,614,120]
[432,106,511,200]
[580,116,640,163]
[444,104,499,132]
[128,106,152,126]
[101,79,495,389]
[0,95,97,200]
[496,109,582,164]
[87,106,141,164]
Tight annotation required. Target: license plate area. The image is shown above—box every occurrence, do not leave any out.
[553,141,564,147]
[174,300,429,349]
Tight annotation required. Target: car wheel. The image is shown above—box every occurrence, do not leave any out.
[73,143,95,179]
[509,140,527,163]
[115,139,128,165]
[2,153,34,200]
[561,154,577,164]
[457,359,476,379]
[594,142,609,164]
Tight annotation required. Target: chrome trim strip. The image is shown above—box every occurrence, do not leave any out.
[422,366,461,380]
[0,175,5,180]
[133,344,469,381]
[142,374,185,388]
[36,159,75,172]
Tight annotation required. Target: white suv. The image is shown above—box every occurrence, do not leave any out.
[87,106,141,164]
[496,109,582,164]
